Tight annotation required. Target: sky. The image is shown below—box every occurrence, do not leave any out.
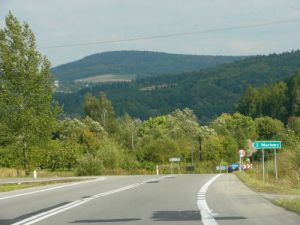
[1,0,300,66]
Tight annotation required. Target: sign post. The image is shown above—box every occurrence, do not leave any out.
[169,158,180,174]
[262,149,265,182]
[252,141,281,149]
[216,165,227,173]
[238,150,246,171]
[252,141,282,182]
[274,149,278,181]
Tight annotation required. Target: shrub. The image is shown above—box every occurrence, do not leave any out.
[76,155,104,176]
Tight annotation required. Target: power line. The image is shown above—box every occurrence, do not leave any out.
[39,18,300,50]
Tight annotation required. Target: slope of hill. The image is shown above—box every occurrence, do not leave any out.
[52,50,245,83]
[54,50,300,122]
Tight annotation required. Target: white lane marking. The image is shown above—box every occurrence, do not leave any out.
[0,177,106,201]
[197,174,222,225]
[11,200,83,225]
[12,175,172,225]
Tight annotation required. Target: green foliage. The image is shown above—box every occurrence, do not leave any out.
[54,51,300,123]
[202,135,238,163]
[2,14,300,177]
[84,92,117,133]
[115,114,142,150]
[119,153,140,170]
[166,108,200,139]
[210,113,256,149]
[202,136,223,161]
[237,71,300,123]
[0,147,13,168]
[137,138,180,163]
[0,12,59,175]
[288,116,300,136]
[273,199,300,214]
[135,109,203,164]
[55,116,141,175]
[287,71,300,116]
[255,116,285,140]
[140,115,168,136]
[236,86,260,118]
[76,155,104,176]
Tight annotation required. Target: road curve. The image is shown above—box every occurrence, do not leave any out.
[0,174,299,225]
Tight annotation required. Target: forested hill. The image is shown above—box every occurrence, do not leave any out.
[54,50,300,122]
[52,51,245,83]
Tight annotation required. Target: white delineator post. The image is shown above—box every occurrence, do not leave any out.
[33,170,37,179]
[156,165,159,175]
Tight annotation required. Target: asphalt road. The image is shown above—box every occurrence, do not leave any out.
[0,174,299,225]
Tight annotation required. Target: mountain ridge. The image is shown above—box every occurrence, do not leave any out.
[51,50,246,83]
[54,50,300,122]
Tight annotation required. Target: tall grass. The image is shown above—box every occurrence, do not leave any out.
[273,199,300,214]
[0,168,26,177]
[236,150,300,194]
[0,167,75,178]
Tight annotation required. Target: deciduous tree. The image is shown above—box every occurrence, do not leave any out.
[0,13,59,175]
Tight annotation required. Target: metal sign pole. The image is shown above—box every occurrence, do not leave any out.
[241,157,244,172]
[262,149,265,182]
[171,161,173,174]
[239,155,243,171]
[274,149,278,181]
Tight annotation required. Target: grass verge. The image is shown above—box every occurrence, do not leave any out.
[0,179,82,192]
[273,199,300,214]
[236,171,300,214]
[0,168,75,178]
[236,171,300,194]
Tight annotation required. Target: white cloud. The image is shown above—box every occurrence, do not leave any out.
[1,0,300,66]
[228,40,278,53]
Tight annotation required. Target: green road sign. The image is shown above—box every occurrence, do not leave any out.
[252,141,282,149]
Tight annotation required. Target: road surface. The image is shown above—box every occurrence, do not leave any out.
[0,174,299,225]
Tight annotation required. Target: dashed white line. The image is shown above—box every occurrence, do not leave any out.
[197,174,222,225]
[11,175,172,225]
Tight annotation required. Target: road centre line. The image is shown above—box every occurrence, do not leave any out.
[197,174,222,225]
[12,175,172,225]
[0,177,106,201]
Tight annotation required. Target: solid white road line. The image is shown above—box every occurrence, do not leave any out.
[197,174,222,225]
[11,175,172,225]
[0,177,106,201]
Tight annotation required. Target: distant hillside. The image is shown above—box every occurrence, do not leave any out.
[52,51,245,83]
[54,50,300,122]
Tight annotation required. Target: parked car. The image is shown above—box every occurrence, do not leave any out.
[227,163,239,172]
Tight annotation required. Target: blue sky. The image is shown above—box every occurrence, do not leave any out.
[1,0,300,66]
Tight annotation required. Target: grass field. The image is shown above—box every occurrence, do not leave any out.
[0,179,82,192]
[236,171,300,194]
[75,74,135,83]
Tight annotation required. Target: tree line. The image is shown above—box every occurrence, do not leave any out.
[54,49,300,123]
[0,13,299,180]
[236,70,300,124]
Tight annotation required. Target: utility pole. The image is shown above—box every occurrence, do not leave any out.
[191,148,194,165]
[199,135,202,161]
